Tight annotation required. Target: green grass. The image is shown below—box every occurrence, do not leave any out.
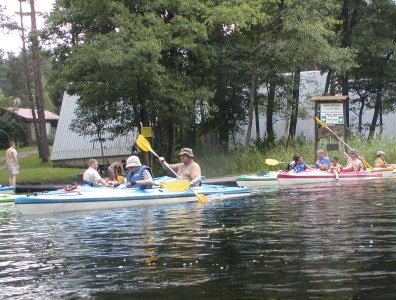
[0,147,83,185]
[198,137,396,177]
[2,137,396,184]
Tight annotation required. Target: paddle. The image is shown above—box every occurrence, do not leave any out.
[160,180,190,192]
[265,158,287,166]
[136,134,208,202]
[314,116,374,171]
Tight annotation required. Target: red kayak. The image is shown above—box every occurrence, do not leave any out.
[277,170,383,186]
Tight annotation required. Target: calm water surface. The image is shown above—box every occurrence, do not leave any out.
[1,179,396,299]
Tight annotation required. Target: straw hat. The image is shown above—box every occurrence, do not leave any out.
[178,148,194,157]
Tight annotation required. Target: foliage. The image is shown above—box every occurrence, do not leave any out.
[0,111,27,148]
[40,0,396,152]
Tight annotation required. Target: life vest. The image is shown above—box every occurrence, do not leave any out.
[290,161,307,172]
[126,165,153,189]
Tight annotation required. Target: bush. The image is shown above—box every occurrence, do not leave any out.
[0,112,27,148]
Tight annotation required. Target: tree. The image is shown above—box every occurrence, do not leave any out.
[30,0,50,162]
[350,0,396,139]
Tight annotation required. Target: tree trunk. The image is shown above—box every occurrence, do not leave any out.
[287,69,301,144]
[214,66,229,152]
[358,97,365,133]
[368,87,382,140]
[254,86,260,142]
[30,0,49,162]
[324,69,332,95]
[340,0,352,127]
[266,74,276,145]
[187,100,196,147]
[166,122,176,162]
[245,35,260,147]
[19,0,41,150]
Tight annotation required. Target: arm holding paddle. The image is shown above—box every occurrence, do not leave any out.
[136,135,207,202]
[158,156,201,187]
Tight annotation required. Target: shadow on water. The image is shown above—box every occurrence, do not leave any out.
[1,178,396,299]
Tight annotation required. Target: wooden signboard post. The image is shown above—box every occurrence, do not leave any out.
[311,95,349,158]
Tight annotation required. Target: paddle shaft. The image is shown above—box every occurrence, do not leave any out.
[148,150,184,180]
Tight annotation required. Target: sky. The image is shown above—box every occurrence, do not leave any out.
[0,0,55,55]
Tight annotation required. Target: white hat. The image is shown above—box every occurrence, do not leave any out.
[126,156,141,168]
[377,150,385,156]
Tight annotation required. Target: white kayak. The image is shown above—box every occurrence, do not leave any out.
[235,172,279,188]
[15,183,251,215]
[277,170,383,186]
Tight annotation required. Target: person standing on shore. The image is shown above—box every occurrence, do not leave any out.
[6,141,20,186]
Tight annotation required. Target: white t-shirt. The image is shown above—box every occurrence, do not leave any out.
[6,147,18,168]
[83,167,102,185]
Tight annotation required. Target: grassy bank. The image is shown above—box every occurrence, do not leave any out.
[0,147,83,185]
[198,137,396,177]
[1,137,395,184]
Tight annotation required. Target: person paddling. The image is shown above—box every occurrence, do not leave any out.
[158,148,201,187]
[374,151,396,168]
[342,149,366,172]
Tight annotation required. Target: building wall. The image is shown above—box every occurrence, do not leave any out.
[26,122,57,145]
[50,93,137,167]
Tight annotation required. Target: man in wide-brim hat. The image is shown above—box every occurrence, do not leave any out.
[159,148,202,187]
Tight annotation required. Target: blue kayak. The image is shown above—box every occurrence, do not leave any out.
[15,183,251,215]
[0,185,15,194]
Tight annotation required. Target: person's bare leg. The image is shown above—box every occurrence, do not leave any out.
[9,175,16,186]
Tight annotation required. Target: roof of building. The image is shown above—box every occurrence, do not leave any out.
[5,107,59,121]
[50,93,137,161]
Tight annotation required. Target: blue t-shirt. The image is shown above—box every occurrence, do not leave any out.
[290,162,308,172]
[315,156,330,169]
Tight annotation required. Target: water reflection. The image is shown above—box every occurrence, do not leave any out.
[1,179,396,298]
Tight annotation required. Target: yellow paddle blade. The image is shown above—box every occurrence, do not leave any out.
[265,158,285,165]
[197,193,208,203]
[314,116,328,128]
[136,134,152,152]
[162,180,190,192]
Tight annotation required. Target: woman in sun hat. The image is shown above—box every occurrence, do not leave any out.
[125,155,153,188]
[158,148,202,187]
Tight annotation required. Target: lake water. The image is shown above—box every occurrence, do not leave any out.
[1,179,396,299]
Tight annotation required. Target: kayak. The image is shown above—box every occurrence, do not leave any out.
[277,170,383,186]
[15,184,251,215]
[0,194,17,204]
[373,167,395,177]
[0,185,15,194]
[236,172,279,188]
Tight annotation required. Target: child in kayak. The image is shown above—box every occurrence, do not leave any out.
[288,155,314,172]
[327,156,343,179]
[374,151,396,168]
